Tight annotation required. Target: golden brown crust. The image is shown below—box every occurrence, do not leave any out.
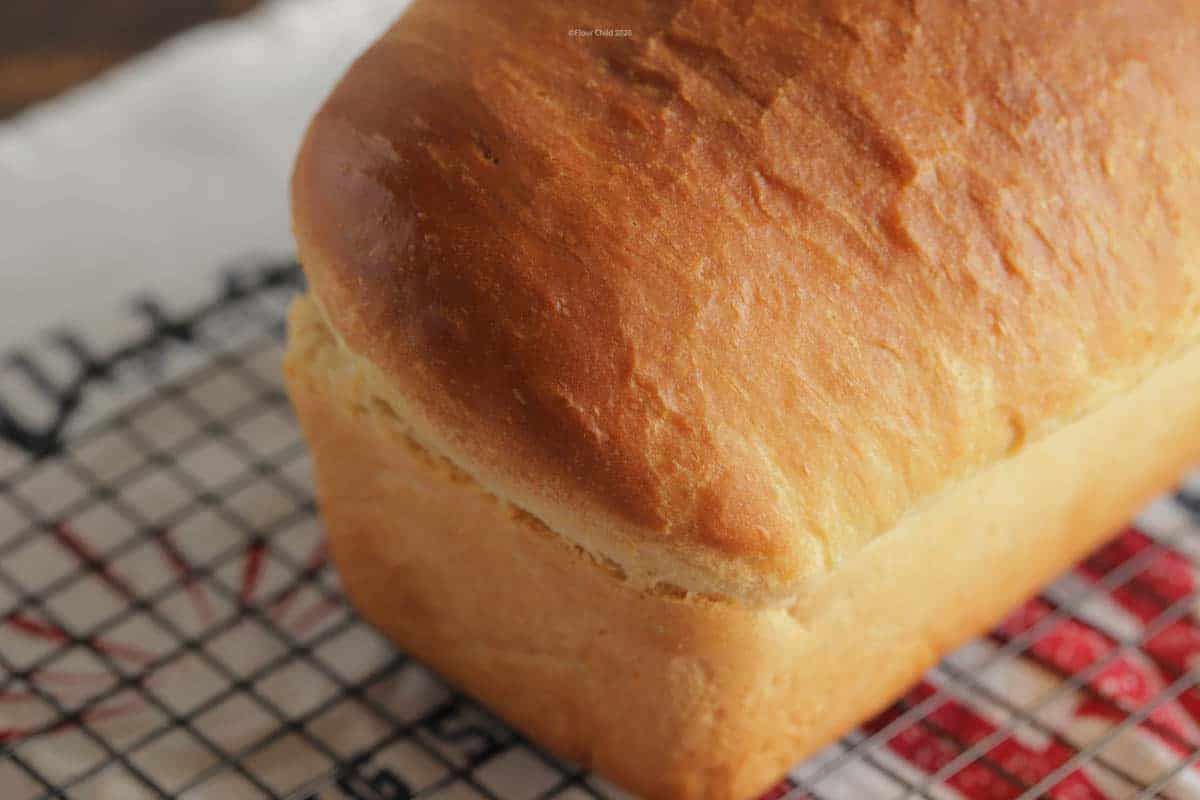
[285,296,1200,799]
[292,0,1200,605]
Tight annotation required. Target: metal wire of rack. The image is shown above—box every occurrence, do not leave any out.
[0,262,1198,800]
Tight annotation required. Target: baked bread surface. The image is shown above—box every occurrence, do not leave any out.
[292,0,1200,607]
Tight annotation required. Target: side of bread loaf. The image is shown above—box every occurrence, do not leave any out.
[286,294,1200,800]
[292,0,1200,607]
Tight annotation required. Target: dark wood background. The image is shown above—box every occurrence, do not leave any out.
[0,1,264,119]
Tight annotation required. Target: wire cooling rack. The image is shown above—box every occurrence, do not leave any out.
[1,262,1199,800]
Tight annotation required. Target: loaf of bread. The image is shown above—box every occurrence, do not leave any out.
[284,1,1200,797]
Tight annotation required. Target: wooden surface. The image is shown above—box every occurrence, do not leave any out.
[0,1,263,119]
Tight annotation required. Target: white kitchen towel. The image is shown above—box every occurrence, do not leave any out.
[0,0,408,350]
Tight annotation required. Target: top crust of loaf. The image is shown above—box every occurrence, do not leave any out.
[291,0,1200,607]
